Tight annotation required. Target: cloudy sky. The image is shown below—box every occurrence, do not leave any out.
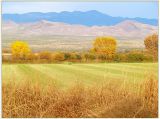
[2,2,158,19]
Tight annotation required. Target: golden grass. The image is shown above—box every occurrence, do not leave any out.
[2,75,158,118]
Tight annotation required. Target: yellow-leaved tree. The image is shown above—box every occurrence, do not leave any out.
[144,33,158,61]
[92,36,117,60]
[11,41,31,60]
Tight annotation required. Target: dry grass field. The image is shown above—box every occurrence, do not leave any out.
[2,63,158,118]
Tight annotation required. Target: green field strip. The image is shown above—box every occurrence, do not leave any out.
[71,64,130,79]
[28,64,75,88]
[16,64,57,86]
[38,64,119,87]
[28,64,90,87]
[41,64,100,86]
[2,63,158,89]
[84,63,158,76]
[2,64,22,82]
[84,63,158,71]
[74,63,151,81]
[45,64,144,84]
[107,63,158,71]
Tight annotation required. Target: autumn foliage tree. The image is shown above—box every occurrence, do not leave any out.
[92,36,117,60]
[144,33,158,61]
[11,41,31,60]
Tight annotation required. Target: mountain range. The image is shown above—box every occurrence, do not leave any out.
[2,11,158,51]
[2,10,158,26]
[2,20,158,39]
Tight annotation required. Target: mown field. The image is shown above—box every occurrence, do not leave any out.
[2,63,158,88]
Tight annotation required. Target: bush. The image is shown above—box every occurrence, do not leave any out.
[127,53,145,62]
[82,53,96,62]
[64,53,71,60]
[2,48,11,53]
[70,53,77,60]
[39,51,52,60]
[126,51,153,62]
[114,54,127,62]
[26,53,37,61]
[52,52,65,61]
[68,52,82,62]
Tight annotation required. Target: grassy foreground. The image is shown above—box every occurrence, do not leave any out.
[2,63,158,117]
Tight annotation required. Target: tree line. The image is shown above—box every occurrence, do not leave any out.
[2,33,158,63]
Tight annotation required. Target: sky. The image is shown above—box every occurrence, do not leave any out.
[2,2,158,19]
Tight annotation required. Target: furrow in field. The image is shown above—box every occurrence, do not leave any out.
[16,64,57,86]
[87,63,157,75]
[2,64,22,82]
[28,64,92,87]
[29,64,126,87]
[42,64,140,84]
[73,63,151,81]
[82,63,158,71]
[112,63,158,71]
[29,64,100,87]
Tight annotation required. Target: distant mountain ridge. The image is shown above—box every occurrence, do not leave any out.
[2,10,158,26]
[2,20,158,39]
